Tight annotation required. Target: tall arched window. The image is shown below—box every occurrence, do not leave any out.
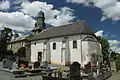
[73,40,77,48]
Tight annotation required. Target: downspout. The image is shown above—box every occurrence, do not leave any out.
[65,37,70,66]
[46,39,51,63]
[80,35,83,66]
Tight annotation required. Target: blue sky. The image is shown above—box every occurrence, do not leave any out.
[0,0,120,53]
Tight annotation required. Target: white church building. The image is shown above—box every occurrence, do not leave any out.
[7,11,102,67]
[29,11,103,66]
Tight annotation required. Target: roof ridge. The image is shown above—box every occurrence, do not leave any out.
[29,21,95,41]
[42,21,86,31]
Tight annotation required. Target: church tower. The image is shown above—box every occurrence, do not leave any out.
[32,11,45,33]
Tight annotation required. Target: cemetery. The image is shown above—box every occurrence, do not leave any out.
[0,10,115,80]
[0,58,112,80]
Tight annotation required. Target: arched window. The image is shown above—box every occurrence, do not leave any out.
[53,43,56,50]
[82,36,96,42]
[73,40,77,48]
[34,42,36,45]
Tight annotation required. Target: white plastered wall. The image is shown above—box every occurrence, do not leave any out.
[69,35,82,64]
[31,40,44,62]
[30,34,102,66]
[49,37,64,65]
[81,35,102,66]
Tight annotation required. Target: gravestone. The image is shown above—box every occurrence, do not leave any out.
[40,61,48,69]
[34,61,40,69]
[110,61,116,72]
[0,61,3,68]
[28,63,34,69]
[70,62,81,80]
[2,58,13,69]
[12,63,18,70]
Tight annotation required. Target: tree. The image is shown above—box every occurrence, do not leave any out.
[3,27,13,42]
[18,47,26,57]
[110,51,120,71]
[0,27,13,56]
[97,36,110,61]
[110,51,117,61]
[115,54,120,71]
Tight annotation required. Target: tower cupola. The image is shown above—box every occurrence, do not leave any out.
[32,11,45,33]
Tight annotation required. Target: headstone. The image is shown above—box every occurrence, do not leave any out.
[28,63,34,69]
[2,58,13,69]
[110,61,116,72]
[34,61,40,69]
[2,58,7,68]
[97,61,100,76]
[0,62,3,68]
[70,62,81,80]
[40,61,48,69]
[12,63,18,70]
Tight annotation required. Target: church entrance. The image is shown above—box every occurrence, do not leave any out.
[38,52,42,62]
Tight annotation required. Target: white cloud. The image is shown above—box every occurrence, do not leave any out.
[109,40,120,53]
[12,0,28,4]
[67,0,88,4]
[0,12,36,31]
[66,0,120,21]
[95,30,120,53]
[95,30,104,37]
[21,1,75,26]
[0,0,10,10]
[0,1,75,32]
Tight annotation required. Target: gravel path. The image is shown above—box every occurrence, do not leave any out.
[107,71,120,80]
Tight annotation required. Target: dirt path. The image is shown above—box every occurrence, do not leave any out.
[107,71,120,80]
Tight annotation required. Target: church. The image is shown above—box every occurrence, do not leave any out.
[29,11,103,66]
[7,11,103,66]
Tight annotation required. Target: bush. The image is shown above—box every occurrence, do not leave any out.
[115,54,120,71]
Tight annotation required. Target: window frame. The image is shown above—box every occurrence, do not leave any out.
[53,43,56,50]
[73,40,77,49]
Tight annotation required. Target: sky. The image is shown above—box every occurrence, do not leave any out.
[0,0,120,53]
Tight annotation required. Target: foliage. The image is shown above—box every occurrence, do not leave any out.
[6,49,13,55]
[115,54,120,71]
[110,51,117,61]
[110,52,120,71]
[97,36,120,71]
[0,27,13,54]
[3,27,13,42]
[0,50,13,61]
[97,36,110,61]
[18,47,26,57]
[0,55,5,61]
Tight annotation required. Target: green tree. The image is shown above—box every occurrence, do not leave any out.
[97,36,110,61]
[110,51,117,61]
[18,47,26,57]
[110,51,120,71]
[0,27,13,59]
[3,27,13,42]
[115,54,120,71]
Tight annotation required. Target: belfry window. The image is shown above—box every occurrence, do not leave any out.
[73,40,77,48]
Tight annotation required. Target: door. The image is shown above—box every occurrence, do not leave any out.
[38,52,42,62]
